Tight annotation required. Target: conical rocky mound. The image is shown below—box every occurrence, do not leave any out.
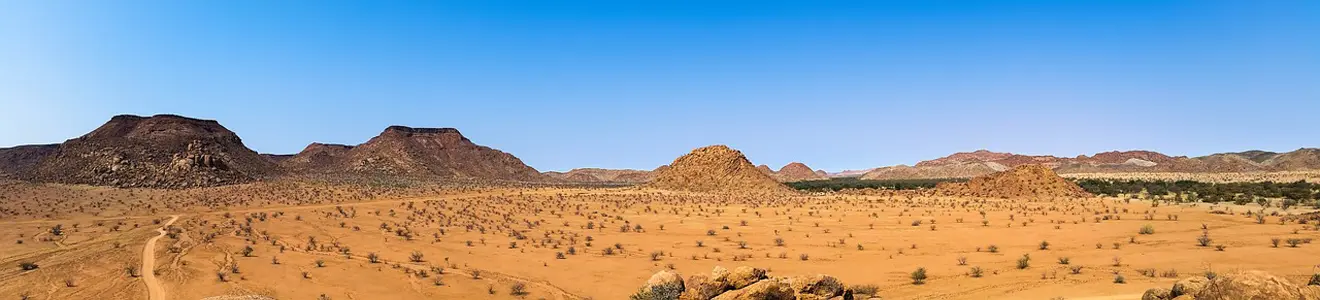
[646,145,791,193]
[25,114,278,188]
[774,162,827,182]
[305,126,544,182]
[936,164,1090,198]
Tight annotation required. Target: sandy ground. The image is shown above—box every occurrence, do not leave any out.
[145,215,180,300]
[2,183,1318,300]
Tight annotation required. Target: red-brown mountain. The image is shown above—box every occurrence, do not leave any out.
[23,114,278,188]
[288,126,544,182]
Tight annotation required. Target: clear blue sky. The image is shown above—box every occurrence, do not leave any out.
[2,1,1317,172]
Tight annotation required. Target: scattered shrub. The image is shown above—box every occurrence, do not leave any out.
[911,267,927,284]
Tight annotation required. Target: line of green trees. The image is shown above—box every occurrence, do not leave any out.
[1073,179,1320,208]
[787,177,965,191]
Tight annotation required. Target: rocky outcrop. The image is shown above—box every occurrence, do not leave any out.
[23,114,278,188]
[646,145,792,194]
[632,267,869,300]
[1142,270,1320,300]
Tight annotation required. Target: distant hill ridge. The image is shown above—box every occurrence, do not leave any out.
[0,114,545,188]
[863,148,1320,180]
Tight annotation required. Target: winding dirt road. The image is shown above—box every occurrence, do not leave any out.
[143,215,179,300]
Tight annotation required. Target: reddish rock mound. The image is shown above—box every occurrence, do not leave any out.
[774,162,827,182]
[296,126,544,182]
[280,143,354,171]
[24,114,278,188]
[936,164,1091,198]
[646,145,792,194]
[1143,270,1320,300]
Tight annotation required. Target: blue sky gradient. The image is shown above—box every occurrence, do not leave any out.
[2,1,1318,172]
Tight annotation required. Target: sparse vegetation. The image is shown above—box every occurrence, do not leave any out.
[911,267,928,284]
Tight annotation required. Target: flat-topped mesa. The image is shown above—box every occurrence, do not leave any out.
[299,142,354,153]
[316,125,545,181]
[24,114,277,188]
[382,125,463,136]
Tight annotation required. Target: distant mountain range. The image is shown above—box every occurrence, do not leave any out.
[860,149,1320,180]
[0,114,545,188]
[4,114,1316,188]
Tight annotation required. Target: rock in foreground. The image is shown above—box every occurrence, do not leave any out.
[632,266,872,300]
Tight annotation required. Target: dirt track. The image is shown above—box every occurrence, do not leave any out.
[143,215,179,300]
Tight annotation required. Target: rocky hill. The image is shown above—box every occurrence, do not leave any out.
[0,144,59,177]
[773,162,828,182]
[542,168,654,184]
[280,143,355,171]
[292,126,544,182]
[935,164,1091,198]
[863,162,1007,180]
[646,145,792,194]
[23,114,279,188]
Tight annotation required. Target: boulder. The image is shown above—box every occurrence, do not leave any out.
[646,269,685,292]
[681,274,726,300]
[1141,287,1171,300]
[711,278,794,300]
[787,274,845,300]
[726,266,768,290]
[1171,276,1209,297]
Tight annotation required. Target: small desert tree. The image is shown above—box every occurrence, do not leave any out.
[911,267,928,284]
[629,281,683,300]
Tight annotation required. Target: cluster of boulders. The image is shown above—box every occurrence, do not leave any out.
[634,266,875,300]
[1142,270,1320,300]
